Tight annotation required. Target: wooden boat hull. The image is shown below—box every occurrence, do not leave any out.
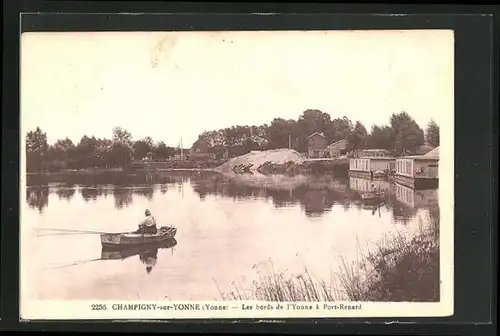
[101,238,177,260]
[100,226,177,248]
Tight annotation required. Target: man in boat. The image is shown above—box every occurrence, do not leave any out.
[136,209,158,235]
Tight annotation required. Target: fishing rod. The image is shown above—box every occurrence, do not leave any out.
[34,228,124,235]
[51,257,104,269]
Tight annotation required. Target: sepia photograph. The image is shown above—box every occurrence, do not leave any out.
[19,29,454,320]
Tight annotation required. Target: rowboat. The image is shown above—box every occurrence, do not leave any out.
[100,226,177,248]
[101,238,177,260]
[361,191,386,205]
[361,192,379,201]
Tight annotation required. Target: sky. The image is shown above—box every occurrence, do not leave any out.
[21,30,454,148]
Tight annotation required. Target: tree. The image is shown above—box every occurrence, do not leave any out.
[267,118,301,150]
[389,111,425,155]
[347,121,368,151]
[152,141,174,160]
[72,135,100,168]
[426,120,440,147]
[112,127,133,146]
[106,141,133,167]
[326,116,353,143]
[298,109,331,137]
[367,125,392,150]
[26,127,49,172]
[133,137,154,160]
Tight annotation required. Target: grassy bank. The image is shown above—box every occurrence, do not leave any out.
[258,158,349,177]
[218,213,439,302]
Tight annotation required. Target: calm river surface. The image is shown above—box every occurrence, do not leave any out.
[22,171,439,301]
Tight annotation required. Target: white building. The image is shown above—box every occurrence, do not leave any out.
[349,149,395,173]
[395,146,439,188]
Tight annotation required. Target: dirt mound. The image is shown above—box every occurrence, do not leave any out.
[215,149,306,174]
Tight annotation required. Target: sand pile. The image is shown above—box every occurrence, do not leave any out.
[215,149,306,174]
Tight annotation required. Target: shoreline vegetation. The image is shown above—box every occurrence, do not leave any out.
[25,110,439,175]
[258,158,349,177]
[217,208,439,302]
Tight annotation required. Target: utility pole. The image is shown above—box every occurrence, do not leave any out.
[289,134,291,149]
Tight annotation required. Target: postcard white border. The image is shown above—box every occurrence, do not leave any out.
[19,29,455,320]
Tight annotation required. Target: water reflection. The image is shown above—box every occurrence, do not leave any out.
[101,238,177,274]
[55,186,76,201]
[80,187,106,201]
[25,171,441,302]
[26,186,49,213]
[26,171,439,220]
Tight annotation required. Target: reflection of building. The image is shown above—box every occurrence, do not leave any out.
[395,183,438,209]
[307,132,328,158]
[349,177,392,193]
[395,146,439,189]
[349,149,395,176]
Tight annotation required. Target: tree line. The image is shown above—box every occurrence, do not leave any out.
[25,126,178,172]
[197,109,439,157]
[25,109,440,173]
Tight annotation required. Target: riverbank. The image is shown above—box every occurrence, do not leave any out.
[215,149,307,174]
[258,157,349,177]
[213,149,349,177]
[218,209,439,302]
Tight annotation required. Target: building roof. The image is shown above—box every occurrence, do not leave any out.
[360,149,391,152]
[415,144,435,155]
[327,139,347,149]
[398,154,439,160]
[425,146,439,157]
[308,132,325,139]
[191,138,211,149]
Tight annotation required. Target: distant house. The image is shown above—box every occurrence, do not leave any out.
[395,146,439,188]
[307,132,328,158]
[327,139,348,157]
[189,139,216,161]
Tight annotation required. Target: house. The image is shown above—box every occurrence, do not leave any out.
[307,132,328,158]
[349,149,396,176]
[188,139,216,161]
[327,139,348,158]
[395,146,439,188]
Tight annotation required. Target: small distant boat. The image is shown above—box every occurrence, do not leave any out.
[100,226,177,248]
[361,192,380,201]
[361,189,386,201]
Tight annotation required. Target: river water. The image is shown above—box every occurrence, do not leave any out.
[22,171,439,301]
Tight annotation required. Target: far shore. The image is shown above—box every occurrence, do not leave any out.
[26,167,217,175]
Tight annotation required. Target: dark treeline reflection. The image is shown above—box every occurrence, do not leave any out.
[190,172,353,217]
[26,186,49,213]
[26,171,439,221]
